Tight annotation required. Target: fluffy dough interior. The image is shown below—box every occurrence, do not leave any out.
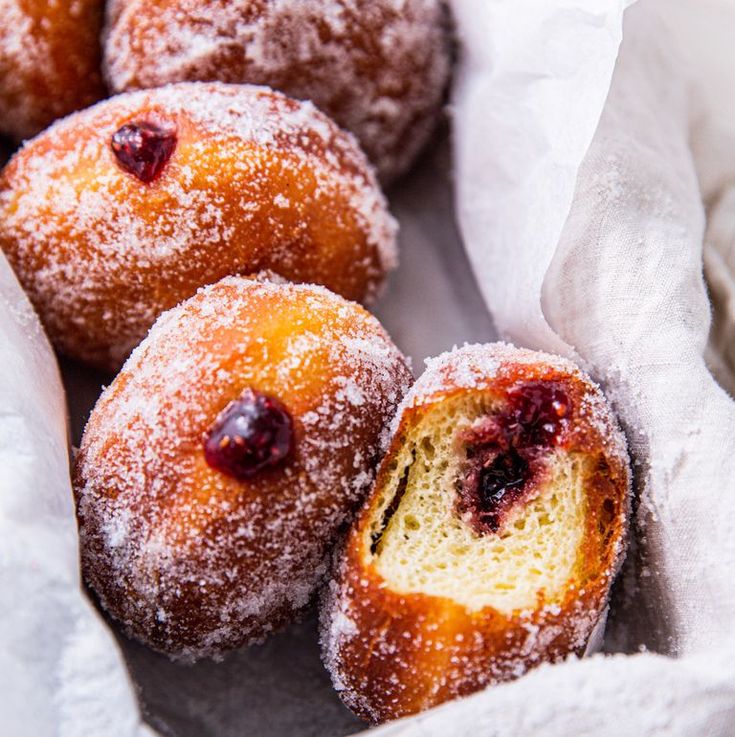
[367,394,588,613]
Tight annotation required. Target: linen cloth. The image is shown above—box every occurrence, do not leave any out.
[0,256,153,737]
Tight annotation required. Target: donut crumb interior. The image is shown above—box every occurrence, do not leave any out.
[365,393,588,613]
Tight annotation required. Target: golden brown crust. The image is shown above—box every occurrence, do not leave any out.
[103,0,451,182]
[73,277,413,660]
[0,82,396,371]
[0,0,106,140]
[321,344,630,723]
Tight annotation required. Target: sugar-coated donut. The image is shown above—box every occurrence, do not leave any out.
[74,276,413,660]
[103,0,451,182]
[0,0,106,140]
[321,343,631,723]
[0,82,397,371]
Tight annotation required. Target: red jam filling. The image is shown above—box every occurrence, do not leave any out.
[459,381,570,533]
[111,120,177,183]
[203,389,293,480]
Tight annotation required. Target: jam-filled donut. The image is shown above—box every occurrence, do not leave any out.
[103,0,451,182]
[321,343,630,723]
[73,276,413,660]
[0,82,396,371]
[0,0,106,140]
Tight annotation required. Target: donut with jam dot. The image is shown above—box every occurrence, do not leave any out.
[0,82,397,371]
[73,276,413,660]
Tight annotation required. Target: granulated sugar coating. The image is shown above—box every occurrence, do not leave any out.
[0,81,397,370]
[73,276,413,661]
[103,0,452,182]
[0,0,106,140]
[320,343,631,723]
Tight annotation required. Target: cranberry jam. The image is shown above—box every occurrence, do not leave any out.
[203,389,293,480]
[111,120,177,183]
[459,381,570,533]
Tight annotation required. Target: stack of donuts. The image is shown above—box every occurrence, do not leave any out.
[0,0,632,726]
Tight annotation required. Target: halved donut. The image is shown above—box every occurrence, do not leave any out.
[321,343,630,723]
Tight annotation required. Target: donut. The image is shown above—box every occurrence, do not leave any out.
[73,276,413,660]
[0,0,106,140]
[103,0,452,182]
[0,82,397,371]
[321,343,630,723]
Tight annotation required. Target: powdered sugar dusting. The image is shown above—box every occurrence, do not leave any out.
[103,0,451,181]
[74,276,413,660]
[319,566,603,723]
[0,81,397,369]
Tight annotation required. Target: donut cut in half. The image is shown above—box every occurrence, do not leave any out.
[321,343,631,723]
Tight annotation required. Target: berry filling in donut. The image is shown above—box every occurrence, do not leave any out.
[111,120,177,183]
[359,346,625,620]
[367,380,587,613]
[505,382,569,448]
[460,382,570,533]
[203,388,293,480]
[479,450,529,500]
[351,344,630,648]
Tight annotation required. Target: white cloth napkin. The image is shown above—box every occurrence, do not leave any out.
[0,255,153,737]
[362,0,735,733]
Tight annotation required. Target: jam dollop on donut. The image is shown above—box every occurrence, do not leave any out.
[111,120,178,183]
[203,388,293,480]
[0,0,106,140]
[0,82,397,370]
[103,0,452,181]
[74,276,413,660]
